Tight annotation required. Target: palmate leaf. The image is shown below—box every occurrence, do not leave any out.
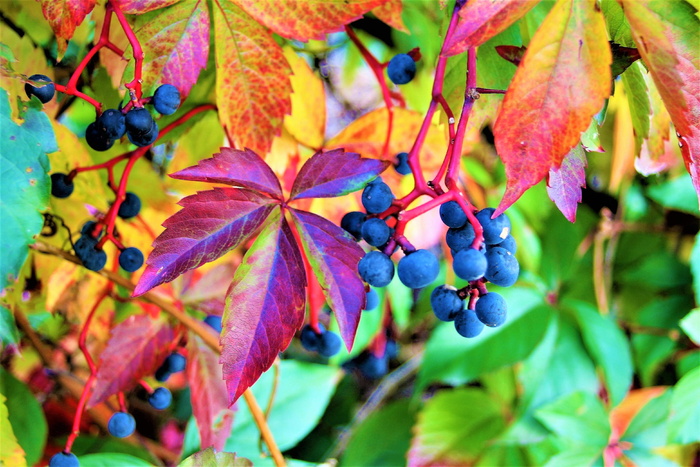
[546,144,587,222]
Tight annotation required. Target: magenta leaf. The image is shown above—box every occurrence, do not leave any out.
[289,148,390,200]
[134,188,277,296]
[220,208,307,404]
[290,208,365,350]
[170,148,283,200]
[88,315,173,407]
[547,144,587,222]
[187,332,234,451]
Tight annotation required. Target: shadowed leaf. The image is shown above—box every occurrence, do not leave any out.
[610,42,641,77]
[495,44,526,66]
[372,0,408,33]
[546,144,587,222]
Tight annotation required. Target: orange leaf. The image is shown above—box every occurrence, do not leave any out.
[493,0,611,215]
[40,0,96,58]
[372,0,408,33]
[283,47,326,150]
[212,0,292,156]
[619,0,700,206]
[233,0,389,41]
[609,387,668,438]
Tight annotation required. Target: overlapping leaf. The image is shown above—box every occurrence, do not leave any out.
[494,0,611,216]
[212,0,292,156]
[116,0,180,14]
[134,188,276,296]
[547,144,587,222]
[39,0,95,57]
[0,394,25,467]
[179,448,251,467]
[290,209,365,349]
[233,0,388,41]
[290,149,389,200]
[283,47,326,150]
[220,209,307,404]
[372,0,408,33]
[88,315,174,407]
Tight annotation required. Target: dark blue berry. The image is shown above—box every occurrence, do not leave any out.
[488,234,517,255]
[364,288,379,311]
[98,109,126,140]
[385,340,399,359]
[300,323,323,352]
[394,152,411,175]
[358,251,394,288]
[484,247,519,287]
[81,221,98,236]
[361,218,391,247]
[74,235,107,272]
[51,173,74,198]
[453,248,487,281]
[125,108,154,136]
[318,330,342,357]
[119,247,144,272]
[155,366,171,382]
[362,179,394,214]
[82,248,107,272]
[49,452,79,467]
[85,121,114,152]
[397,249,439,289]
[118,192,141,219]
[359,353,388,379]
[475,292,507,327]
[74,235,98,258]
[165,353,186,373]
[152,84,181,115]
[107,412,136,438]
[25,74,55,103]
[387,54,416,85]
[204,315,222,333]
[127,120,158,147]
[148,387,172,410]
[454,308,485,337]
[476,208,511,245]
[430,285,463,322]
[439,201,468,228]
[341,211,366,240]
[446,223,476,252]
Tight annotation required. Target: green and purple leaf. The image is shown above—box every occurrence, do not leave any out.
[290,209,366,350]
[220,209,306,404]
[547,144,587,222]
[88,315,174,407]
[170,148,284,200]
[133,188,277,296]
[289,149,390,200]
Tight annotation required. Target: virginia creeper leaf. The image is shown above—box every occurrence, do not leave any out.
[619,0,700,205]
[171,148,283,199]
[283,47,326,150]
[134,188,277,296]
[116,0,180,14]
[186,332,235,452]
[233,0,389,41]
[546,144,587,222]
[443,0,538,57]
[289,149,390,200]
[494,0,611,216]
[212,0,292,156]
[178,448,251,467]
[88,315,174,407]
[220,209,306,404]
[39,0,95,57]
[372,0,408,33]
[290,209,366,350]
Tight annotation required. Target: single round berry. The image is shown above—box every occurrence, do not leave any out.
[152,84,181,115]
[453,248,488,281]
[430,285,463,322]
[364,288,379,311]
[49,451,79,467]
[341,211,366,240]
[361,218,391,247]
[125,107,154,136]
[394,152,411,175]
[204,315,222,333]
[81,220,98,236]
[488,234,517,255]
[127,120,159,147]
[165,353,186,373]
[454,308,485,337]
[484,247,519,287]
[119,247,144,272]
[397,249,439,289]
[51,173,74,198]
[358,251,395,288]
[107,412,136,438]
[359,352,388,379]
[25,74,55,103]
[362,179,394,214]
[82,248,107,272]
[318,330,342,357]
[154,366,171,382]
[98,109,126,140]
[439,201,468,228]
[446,223,476,252]
[476,208,511,245]
[300,323,323,352]
[475,292,507,327]
[118,192,141,219]
[148,387,172,410]
[85,121,114,152]
[387,54,416,85]
[74,235,98,259]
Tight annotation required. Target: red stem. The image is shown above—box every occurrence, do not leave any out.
[109,1,145,102]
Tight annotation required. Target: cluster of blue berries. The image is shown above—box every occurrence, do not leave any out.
[300,323,342,357]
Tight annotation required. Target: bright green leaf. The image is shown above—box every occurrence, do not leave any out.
[647,174,700,215]
[622,389,672,449]
[76,453,155,467]
[178,447,251,467]
[691,233,700,304]
[667,366,700,444]
[0,305,20,348]
[621,61,650,147]
[543,446,604,467]
[535,391,610,447]
[680,309,700,345]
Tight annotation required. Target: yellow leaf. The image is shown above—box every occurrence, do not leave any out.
[283,47,326,150]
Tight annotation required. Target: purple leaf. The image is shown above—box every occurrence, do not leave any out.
[170,148,283,200]
[290,208,365,350]
[289,148,390,200]
[220,208,307,404]
[134,188,277,297]
[88,315,173,407]
[547,144,587,222]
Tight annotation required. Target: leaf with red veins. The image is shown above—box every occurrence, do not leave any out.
[290,209,365,350]
[234,0,389,41]
[88,315,173,407]
[619,0,700,205]
[289,149,390,200]
[443,0,537,57]
[212,0,292,156]
[134,188,277,297]
[133,0,210,98]
[115,0,179,14]
[40,0,96,57]
[547,144,587,223]
[220,209,306,404]
[493,0,611,216]
[170,148,284,200]
[187,332,235,451]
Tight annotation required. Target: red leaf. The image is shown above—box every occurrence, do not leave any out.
[234,0,389,41]
[443,0,536,57]
[40,0,96,57]
[212,0,292,156]
[220,209,306,404]
[88,315,173,407]
[546,144,587,222]
[134,188,277,297]
[289,149,390,200]
[186,332,234,451]
[493,0,611,216]
[115,0,179,14]
[170,148,283,200]
[290,209,366,350]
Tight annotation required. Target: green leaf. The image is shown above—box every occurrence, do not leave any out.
[647,174,700,215]
[0,89,52,292]
[621,251,692,289]
[691,233,700,304]
[632,334,676,386]
[0,393,26,467]
[535,391,610,448]
[178,447,251,467]
[76,453,155,467]
[621,61,650,147]
[408,389,507,466]
[0,368,47,466]
[417,287,548,392]
[667,366,700,444]
[543,446,604,467]
[600,0,635,47]
[680,308,700,345]
[0,305,20,348]
[622,389,672,449]
[567,300,633,406]
[68,435,155,463]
